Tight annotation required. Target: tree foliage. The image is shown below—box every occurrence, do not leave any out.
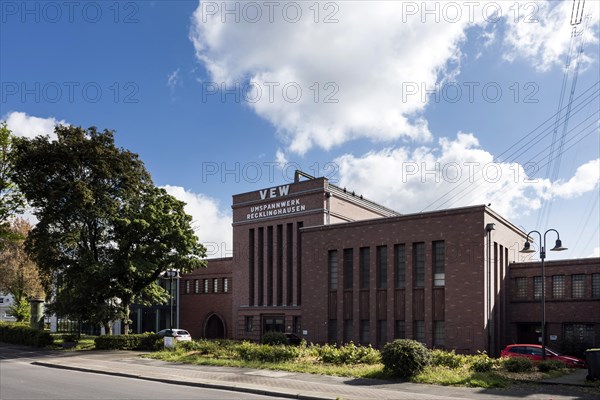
[0,122,25,246]
[11,125,206,332]
[0,218,46,306]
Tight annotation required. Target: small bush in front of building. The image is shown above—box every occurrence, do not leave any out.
[502,357,533,372]
[237,342,300,363]
[468,352,496,373]
[430,349,467,369]
[380,339,431,378]
[537,359,566,372]
[317,342,380,365]
[179,339,237,358]
[0,322,54,347]
[94,333,162,351]
[261,331,288,346]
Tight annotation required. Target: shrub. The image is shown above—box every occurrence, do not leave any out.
[0,322,54,347]
[237,342,300,362]
[178,339,237,358]
[502,357,533,372]
[430,349,467,369]
[537,360,565,372]
[61,334,79,343]
[318,342,380,365]
[381,339,431,378]
[94,333,161,351]
[469,352,495,373]
[261,331,288,346]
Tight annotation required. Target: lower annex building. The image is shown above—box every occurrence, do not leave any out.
[178,172,600,356]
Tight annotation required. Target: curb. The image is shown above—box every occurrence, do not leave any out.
[31,362,335,400]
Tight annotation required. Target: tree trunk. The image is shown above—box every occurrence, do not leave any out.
[103,322,112,335]
[123,302,131,335]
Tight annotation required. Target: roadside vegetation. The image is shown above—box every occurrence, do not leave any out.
[145,338,574,388]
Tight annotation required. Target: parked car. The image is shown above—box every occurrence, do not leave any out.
[156,329,192,341]
[284,332,302,345]
[500,344,586,368]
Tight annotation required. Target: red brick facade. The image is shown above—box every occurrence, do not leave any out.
[178,174,600,356]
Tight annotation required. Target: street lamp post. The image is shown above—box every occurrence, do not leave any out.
[162,269,180,332]
[519,229,567,360]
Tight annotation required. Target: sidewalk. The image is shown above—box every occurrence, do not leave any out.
[29,351,600,400]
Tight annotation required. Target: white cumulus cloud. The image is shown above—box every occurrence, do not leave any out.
[550,159,600,199]
[3,111,65,140]
[162,185,232,259]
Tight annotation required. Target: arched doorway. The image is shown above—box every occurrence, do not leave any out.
[204,314,225,339]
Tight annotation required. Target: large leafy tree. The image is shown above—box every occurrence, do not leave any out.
[0,122,25,247]
[0,218,46,322]
[12,125,206,332]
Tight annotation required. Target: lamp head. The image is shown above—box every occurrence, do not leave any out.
[520,241,536,253]
[550,239,567,251]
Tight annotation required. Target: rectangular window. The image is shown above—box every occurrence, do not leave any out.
[343,320,352,343]
[552,275,565,299]
[245,316,253,332]
[194,279,199,294]
[433,241,445,286]
[572,274,585,298]
[213,278,219,293]
[414,320,425,343]
[593,274,600,298]
[359,320,369,344]
[223,278,229,293]
[343,249,353,290]
[533,276,543,300]
[515,277,527,299]
[413,243,425,288]
[359,247,370,289]
[185,280,190,294]
[394,244,406,288]
[204,279,209,293]
[376,246,387,289]
[377,320,387,346]
[328,320,337,344]
[564,324,595,355]
[394,320,405,339]
[328,250,338,291]
[293,316,301,335]
[433,321,445,348]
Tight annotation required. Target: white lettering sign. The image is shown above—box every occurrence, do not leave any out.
[259,184,290,200]
[246,198,306,220]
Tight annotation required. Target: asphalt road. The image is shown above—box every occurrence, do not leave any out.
[0,347,286,400]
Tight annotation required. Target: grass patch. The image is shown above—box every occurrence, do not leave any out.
[412,365,509,388]
[49,334,97,351]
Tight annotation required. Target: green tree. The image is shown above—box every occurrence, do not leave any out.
[8,297,31,322]
[11,125,206,332]
[0,122,25,247]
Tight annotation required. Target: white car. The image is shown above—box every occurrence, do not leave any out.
[156,329,192,341]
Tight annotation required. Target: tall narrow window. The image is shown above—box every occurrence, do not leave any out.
[572,275,585,298]
[223,278,229,293]
[328,320,337,344]
[277,225,283,305]
[213,278,218,293]
[194,279,199,294]
[515,277,527,299]
[433,241,445,286]
[343,248,353,289]
[249,229,255,305]
[414,320,425,343]
[394,244,406,288]
[185,280,190,294]
[293,316,301,335]
[267,226,273,305]
[433,321,445,348]
[376,245,387,289]
[286,223,293,305]
[413,243,425,288]
[258,227,264,306]
[328,250,338,291]
[394,320,405,339]
[552,275,564,299]
[359,320,369,344]
[377,320,387,346]
[533,276,543,300]
[359,247,370,289]
[343,320,353,343]
[204,279,209,293]
[245,316,253,332]
[592,274,600,298]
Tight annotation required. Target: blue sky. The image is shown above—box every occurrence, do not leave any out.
[1,1,599,259]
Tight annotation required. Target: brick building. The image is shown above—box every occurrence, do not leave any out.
[179,173,600,356]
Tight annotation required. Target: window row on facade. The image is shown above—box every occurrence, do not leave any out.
[327,319,446,348]
[184,278,229,294]
[328,241,445,291]
[513,273,600,300]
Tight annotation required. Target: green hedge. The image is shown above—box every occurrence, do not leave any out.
[503,357,533,372]
[94,333,162,351]
[381,339,431,378]
[237,342,300,362]
[0,322,54,347]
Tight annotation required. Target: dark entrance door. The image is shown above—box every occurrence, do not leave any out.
[205,315,225,339]
[517,323,541,344]
[263,316,285,333]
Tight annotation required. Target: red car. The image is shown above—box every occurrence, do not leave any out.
[500,344,586,368]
